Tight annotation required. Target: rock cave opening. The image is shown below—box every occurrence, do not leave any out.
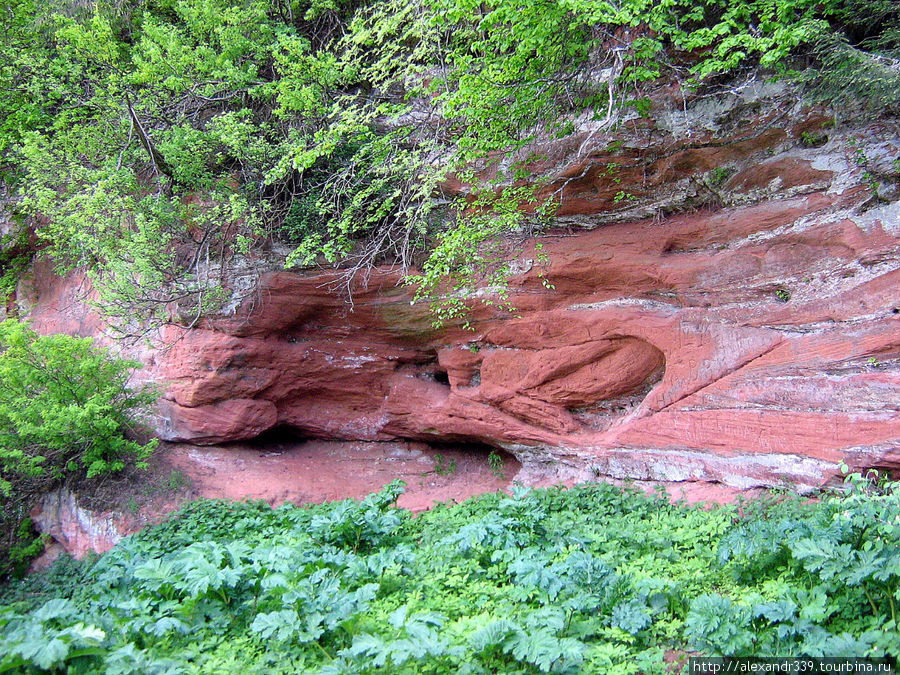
[422,439,520,475]
[413,358,451,386]
[244,424,308,451]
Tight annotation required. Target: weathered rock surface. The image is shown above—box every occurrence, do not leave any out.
[30,488,125,559]
[25,440,523,563]
[21,80,900,494]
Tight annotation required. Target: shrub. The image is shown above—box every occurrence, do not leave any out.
[0,319,157,577]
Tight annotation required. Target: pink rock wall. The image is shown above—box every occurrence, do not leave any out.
[19,81,900,493]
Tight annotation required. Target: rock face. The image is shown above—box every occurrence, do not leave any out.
[22,80,900,493]
[30,488,124,559]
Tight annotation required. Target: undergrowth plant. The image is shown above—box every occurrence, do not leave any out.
[1,475,898,673]
[487,450,505,479]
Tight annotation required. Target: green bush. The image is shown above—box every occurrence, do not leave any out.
[0,319,157,577]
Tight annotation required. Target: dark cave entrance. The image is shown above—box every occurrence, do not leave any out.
[420,439,520,477]
[246,425,308,451]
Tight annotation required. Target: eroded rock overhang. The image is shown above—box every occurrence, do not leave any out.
[21,79,900,493]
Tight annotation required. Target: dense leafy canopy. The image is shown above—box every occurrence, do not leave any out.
[1,0,897,323]
[1,477,898,672]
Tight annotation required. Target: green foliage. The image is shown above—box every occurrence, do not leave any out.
[846,136,885,197]
[0,226,32,304]
[2,477,897,672]
[487,450,504,479]
[774,288,791,302]
[433,453,457,476]
[0,319,157,578]
[626,97,654,118]
[6,519,48,580]
[534,241,555,291]
[3,0,895,325]
[407,182,556,328]
[707,167,734,188]
[164,470,189,492]
[0,320,156,489]
[800,3,900,115]
[695,474,900,657]
[308,479,407,552]
[425,0,592,159]
[799,131,829,148]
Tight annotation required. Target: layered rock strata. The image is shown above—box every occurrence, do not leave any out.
[21,80,900,492]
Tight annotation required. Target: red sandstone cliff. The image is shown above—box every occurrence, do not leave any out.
[15,79,900,493]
